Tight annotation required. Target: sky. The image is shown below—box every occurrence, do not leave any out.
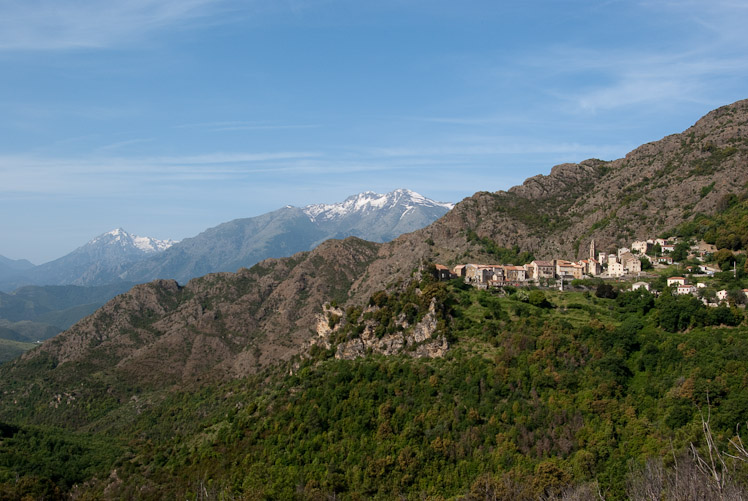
[1,0,747,263]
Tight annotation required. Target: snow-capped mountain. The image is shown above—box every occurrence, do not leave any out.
[1,190,452,290]
[303,189,454,222]
[88,228,177,254]
[0,229,176,290]
[122,189,454,285]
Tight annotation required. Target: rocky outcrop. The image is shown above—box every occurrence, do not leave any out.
[334,299,448,360]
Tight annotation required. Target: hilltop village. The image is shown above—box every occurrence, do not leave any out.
[437,237,748,306]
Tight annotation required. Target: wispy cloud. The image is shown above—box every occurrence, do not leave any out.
[465,1,748,115]
[0,0,230,50]
[174,121,321,132]
[0,150,324,195]
[95,138,155,153]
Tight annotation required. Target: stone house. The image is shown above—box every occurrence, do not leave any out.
[608,260,625,277]
[434,264,455,281]
[620,252,642,274]
[555,260,583,280]
[504,265,527,283]
[676,284,697,295]
[631,282,650,291]
[526,260,555,281]
[578,258,602,276]
[631,240,652,255]
[667,277,686,287]
[464,264,504,286]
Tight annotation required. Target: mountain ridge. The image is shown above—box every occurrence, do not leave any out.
[0,229,175,291]
[3,98,747,389]
[120,189,452,285]
[0,189,452,291]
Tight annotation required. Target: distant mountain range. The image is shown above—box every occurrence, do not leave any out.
[0,256,35,282]
[0,189,453,291]
[121,189,454,284]
[0,229,177,291]
[0,189,453,347]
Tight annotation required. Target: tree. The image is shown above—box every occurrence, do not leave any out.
[595,282,618,299]
[671,241,691,262]
[714,249,735,270]
[528,290,551,309]
[727,289,747,306]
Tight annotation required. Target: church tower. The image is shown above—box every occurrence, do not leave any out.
[590,239,596,261]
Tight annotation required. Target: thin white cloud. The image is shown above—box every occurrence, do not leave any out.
[461,1,748,115]
[174,121,321,132]
[0,0,228,50]
[95,138,155,153]
[513,35,748,113]
[0,150,324,195]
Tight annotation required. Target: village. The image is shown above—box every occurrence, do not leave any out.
[435,237,748,307]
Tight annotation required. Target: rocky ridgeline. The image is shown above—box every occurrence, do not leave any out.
[348,99,748,303]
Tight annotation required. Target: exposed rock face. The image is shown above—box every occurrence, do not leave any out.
[334,299,447,360]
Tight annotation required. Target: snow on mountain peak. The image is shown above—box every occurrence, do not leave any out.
[302,189,454,222]
[89,229,177,253]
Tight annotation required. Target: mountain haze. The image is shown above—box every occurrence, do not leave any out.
[0,190,452,291]
[0,256,35,282]
[0,229,175,291]
[121,189,453,285]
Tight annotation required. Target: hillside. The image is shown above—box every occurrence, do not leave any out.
[0,190,450,359]
[2,100,746,398]
[348,99,748,302]
[0,237,379,407]
[0,283,136,359]
[0,256,34,282]
[1,277,747,499]
[1,100,748,499]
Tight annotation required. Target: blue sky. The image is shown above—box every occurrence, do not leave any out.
[1,0,747,263]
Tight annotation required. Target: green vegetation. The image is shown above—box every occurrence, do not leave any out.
[0,276,746,499]
[0,424,122,500]
[466,230,535,265]
[0,338,36,364]
[674,188,748,252]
